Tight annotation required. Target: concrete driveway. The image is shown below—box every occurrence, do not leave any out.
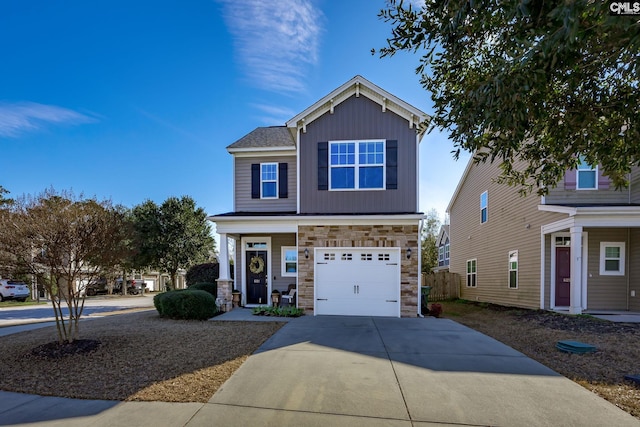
[1,315,638,426]
[189,315,639,427]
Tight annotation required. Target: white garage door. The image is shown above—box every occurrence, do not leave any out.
[315,248,400,317]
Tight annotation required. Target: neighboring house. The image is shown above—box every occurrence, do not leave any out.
[432,224,450,272]
[210,76,429,317]
[447,156,640,314]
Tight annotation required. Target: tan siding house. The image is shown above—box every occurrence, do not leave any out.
[449,158,640,314]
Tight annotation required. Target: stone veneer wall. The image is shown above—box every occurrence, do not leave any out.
[297,225,420,317]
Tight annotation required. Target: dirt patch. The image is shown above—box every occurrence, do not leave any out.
[30,339,101,359]
[439,300,640,419]
[0,310,284,402]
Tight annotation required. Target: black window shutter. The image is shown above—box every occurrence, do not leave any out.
[251,164,260,199]
[386,140,398,190]
[278,163,288,198]
[318,142,328,191]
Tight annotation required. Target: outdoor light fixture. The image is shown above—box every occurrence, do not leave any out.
[304,248,309,259]
[406,247,412,259]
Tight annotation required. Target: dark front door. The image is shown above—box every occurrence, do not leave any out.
[246,250,268,304]
[555,247,571,306]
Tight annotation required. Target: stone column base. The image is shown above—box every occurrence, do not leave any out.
[216,279,234,311]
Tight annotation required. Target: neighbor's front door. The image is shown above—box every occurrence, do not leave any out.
[246,250,268,304]
[555,247,571,306]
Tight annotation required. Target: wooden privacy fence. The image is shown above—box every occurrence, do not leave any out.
[421,272,461,301]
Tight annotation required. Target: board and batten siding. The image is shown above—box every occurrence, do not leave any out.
[449,158,565,309]
[299,95,417,214]
[585,228,629,311]
[234,156,297,212]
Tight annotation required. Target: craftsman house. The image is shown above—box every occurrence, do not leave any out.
[210,76,429,317]
[447,156,640,314]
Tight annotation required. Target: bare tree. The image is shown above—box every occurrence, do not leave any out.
[0,189,123,344]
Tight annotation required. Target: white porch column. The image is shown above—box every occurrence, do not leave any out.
[216,233,234,311]
[219,233,230,280]
[570,226,583,314]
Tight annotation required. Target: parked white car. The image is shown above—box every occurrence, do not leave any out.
[0,279,30,302]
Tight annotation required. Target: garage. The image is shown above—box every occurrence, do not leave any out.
[315,248,400,317]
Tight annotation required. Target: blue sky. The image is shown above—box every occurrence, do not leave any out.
[1,0,469,229]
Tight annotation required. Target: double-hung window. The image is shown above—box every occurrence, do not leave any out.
[444,242,450,263]
[466,259,477,287]
[508,251,518,289]
[600,242,625,276]
[281,246,297,277]
[438,246,444,263]
[261,163,278,198]
[577,157,597,190]
[480,191,488,223]
[329,140,384,190]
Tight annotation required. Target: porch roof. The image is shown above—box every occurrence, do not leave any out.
[208,212,425,235]
[538,204,640,234]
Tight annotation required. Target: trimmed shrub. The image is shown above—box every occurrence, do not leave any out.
[154,289,218,320]
[186,263,219,286]
[189,282,217,299]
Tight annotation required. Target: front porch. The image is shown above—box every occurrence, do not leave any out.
[539,205,640,314]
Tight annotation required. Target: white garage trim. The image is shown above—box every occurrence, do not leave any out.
[314,247,401,317]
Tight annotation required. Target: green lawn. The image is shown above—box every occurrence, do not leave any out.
[0,299,48,308]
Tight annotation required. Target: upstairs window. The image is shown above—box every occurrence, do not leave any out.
[329,140,384,190]
[577,157,597,190]
[251,163,288,200]
[438,246,444,263]
[480,191,488,223]
[261,163,278,198]
[444,242,450,263]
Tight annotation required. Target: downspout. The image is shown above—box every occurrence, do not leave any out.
[540,229,545,310]
[417,217,424,317]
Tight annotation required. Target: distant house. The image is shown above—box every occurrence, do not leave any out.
[210,76,430,317]
[447,156,640,314]
[432,224,450,272]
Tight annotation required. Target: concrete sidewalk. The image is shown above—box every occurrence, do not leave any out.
[1,316,638,426]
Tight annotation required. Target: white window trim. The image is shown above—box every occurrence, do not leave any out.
[480,191,488,224]
[508,250,518,289]
[444,243,450,262]
[281,246,298,277]
[438,246,444,262]
[576,160,598,190]
[466,259,477,288]
[260,162,278,199]
[328,139,386,191]
[599,242,625,276]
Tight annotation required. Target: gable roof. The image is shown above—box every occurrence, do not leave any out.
[227,126,295,153]
[285,75,430,141]
[436,224,450,246]
[446,156,476,213]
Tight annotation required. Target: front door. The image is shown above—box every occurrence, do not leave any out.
[246,250,268,304]
[555,247,571,306]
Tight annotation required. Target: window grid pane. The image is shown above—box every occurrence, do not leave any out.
[330,140,384,190]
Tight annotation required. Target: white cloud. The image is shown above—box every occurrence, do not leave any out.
[0,102,96,138]
[251,103,297,124]
[218,0,322,93]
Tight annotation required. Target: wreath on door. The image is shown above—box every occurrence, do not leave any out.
[249,255,265,274]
